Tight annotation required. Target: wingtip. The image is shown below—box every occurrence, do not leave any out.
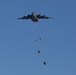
[49,17,54,19]
[17,18,21,20]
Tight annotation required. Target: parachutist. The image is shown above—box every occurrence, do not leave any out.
[36,40,37,42]
[38,50,40,53]
[39,38,41,40]
[43,61,46,65]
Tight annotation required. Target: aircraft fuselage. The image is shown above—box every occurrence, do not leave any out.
[31,12,38,22]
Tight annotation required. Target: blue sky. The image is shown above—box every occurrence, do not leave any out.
[0,0,76,75]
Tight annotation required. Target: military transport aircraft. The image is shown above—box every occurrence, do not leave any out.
[17,12,53,22]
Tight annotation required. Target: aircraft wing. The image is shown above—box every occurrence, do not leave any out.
[17,15,31,20]
[37,14,53,19]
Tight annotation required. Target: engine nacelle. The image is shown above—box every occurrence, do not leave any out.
[28,15,30,16]
[38,14,40,16]
[44,15,45,17]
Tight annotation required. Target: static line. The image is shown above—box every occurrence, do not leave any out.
[33,23,37,32]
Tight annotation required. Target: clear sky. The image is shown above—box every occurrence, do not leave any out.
[0,0,76,75]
